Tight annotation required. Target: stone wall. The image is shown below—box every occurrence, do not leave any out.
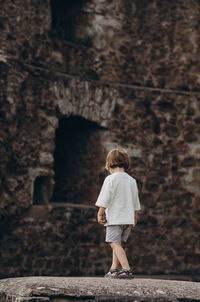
[1,204,107,277]
[0,0,200,278]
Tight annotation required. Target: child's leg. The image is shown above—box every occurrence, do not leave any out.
[110,249,120,270]
[110,242,130,270]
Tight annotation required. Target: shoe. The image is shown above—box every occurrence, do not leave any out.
[116,269,134,279]
[104,269,119,278]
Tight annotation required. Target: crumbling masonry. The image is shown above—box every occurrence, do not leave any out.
[0,0,200,278]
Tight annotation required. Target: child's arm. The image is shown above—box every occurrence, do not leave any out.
[97,206,107,225]
[135,210,139,225]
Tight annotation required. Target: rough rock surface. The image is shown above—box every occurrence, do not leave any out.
[0,277,200,302]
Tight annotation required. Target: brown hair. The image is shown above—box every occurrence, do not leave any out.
[105,148,130,171]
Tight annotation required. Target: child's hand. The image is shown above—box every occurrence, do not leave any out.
[97,214,107,225]
[97,207,107,225]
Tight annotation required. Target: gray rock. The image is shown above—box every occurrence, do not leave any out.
[0,277,199,302]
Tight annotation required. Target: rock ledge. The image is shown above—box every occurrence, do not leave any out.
[0,277,199,302]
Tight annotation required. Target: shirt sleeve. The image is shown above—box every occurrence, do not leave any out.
[95,176,113,208]
[134,181,141,211]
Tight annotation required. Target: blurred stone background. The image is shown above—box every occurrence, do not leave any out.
[0,0,200,279]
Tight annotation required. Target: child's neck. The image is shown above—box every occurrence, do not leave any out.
[109,167,125,174]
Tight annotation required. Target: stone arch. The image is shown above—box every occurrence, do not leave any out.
[52,115,108,205]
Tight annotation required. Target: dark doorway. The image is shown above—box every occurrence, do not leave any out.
[51,0,91,45]
[33,176,52,205]
[52,115,107,204]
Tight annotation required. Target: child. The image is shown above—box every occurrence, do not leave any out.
[95,148,141,279]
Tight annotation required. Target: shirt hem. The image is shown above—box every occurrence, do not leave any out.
[105,222,135,226]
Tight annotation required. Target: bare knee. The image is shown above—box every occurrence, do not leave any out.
[110,242,121,249]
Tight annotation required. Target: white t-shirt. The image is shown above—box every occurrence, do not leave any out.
[95,172,141,226]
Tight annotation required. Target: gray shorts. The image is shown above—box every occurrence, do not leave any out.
[105,225,132,243]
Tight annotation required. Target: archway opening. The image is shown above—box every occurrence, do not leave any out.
[33,176,52,205]
[52,115,107,205]
[51,0,92,46]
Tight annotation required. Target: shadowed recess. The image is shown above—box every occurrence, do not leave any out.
[51,0,91,44]
[52,115,107,204]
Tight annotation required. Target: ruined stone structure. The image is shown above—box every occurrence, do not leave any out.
[0,0,200,278]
